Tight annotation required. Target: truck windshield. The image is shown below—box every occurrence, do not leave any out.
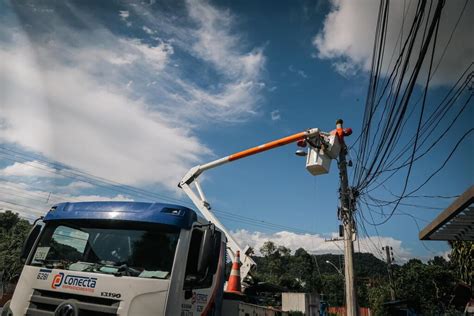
[29,221,180,279]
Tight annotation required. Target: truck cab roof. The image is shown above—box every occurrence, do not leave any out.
[44,201,199,229]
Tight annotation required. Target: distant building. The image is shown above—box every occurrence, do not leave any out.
[281,292,320,316]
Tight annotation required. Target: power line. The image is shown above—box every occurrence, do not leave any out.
[350,0,474,231]
[0,156,317,235]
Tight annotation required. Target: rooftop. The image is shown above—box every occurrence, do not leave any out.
[419,186,474,241]
[43,201,198,229]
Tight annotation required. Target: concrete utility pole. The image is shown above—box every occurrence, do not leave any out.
[336,119,357,316]
[383,246,396,301]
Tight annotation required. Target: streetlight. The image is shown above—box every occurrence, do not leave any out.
[325,260,343,276]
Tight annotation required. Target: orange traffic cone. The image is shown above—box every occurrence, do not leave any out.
[226,250,242,294]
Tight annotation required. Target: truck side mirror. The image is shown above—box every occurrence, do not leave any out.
[20,224,42,263]
[197,227,214,275]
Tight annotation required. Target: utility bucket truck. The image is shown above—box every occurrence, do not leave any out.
[4,124,347,316]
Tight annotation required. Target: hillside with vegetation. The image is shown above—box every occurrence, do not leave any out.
[249,241,472,315]
[0,211,31,293]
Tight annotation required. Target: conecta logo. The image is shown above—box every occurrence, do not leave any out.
[51,272,97,292]
[52,272,64,289]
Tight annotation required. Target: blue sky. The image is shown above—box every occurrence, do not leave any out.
[0,0,472,262]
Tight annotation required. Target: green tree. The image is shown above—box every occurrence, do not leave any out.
[428,255,450,268]
[258,242,300,289]
[392,259,457,314]
[255,242,461,313]
[321,274,344,306]
[257,241,284,285]
[260,241,277,257]
[291,248,322,292]
[0,211,31,289]
[256,243,390,307]
[367,281,391,316]
[449,241,473,286]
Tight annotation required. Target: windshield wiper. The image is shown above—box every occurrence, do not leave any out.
[112,264,140,277]
[91,262,140,277]
[30,259,68,269]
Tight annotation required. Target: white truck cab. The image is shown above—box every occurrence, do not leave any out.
[5,201,226,316]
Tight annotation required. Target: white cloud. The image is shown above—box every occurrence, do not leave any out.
[45,35,172,73]
[65,193,133,203]
[123,38,173,70]
[123,0,267,122]
[313,0,474,85]
[0,0,266,192]
[186,0,265,79]
[0,35,205,189]
[332,61,358,78]
[233,229,412,261]
[165,0,266,120]
[271,110,281,121]
[297,70,308,78]
[119,10,129,20]
[441,249,451,261]
[0,161,62,179]
[289,65,308,79]
[142,26,155,35]
[59,181,95,192]
[0,181,133,221]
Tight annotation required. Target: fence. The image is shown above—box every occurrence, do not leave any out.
[327,307,371,316]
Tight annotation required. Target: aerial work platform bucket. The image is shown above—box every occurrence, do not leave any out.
[306,133,340,176]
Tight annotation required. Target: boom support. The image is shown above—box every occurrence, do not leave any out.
[179,128,321,281]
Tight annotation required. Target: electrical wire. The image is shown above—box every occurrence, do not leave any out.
[351,0,474,230]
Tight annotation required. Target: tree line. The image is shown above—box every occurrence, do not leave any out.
[0,211,31,293]
[250,241,472,315]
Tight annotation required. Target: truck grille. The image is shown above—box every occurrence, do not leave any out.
[27,289,120,316]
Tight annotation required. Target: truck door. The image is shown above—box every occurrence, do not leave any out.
[180,227,224,316]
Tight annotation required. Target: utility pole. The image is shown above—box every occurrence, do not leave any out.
[383,246,396,301]
[336,119,357,316]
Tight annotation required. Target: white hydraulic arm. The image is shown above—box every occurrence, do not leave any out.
[178,128,321,281]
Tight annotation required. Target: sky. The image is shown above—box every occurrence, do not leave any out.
[0,0,473,263]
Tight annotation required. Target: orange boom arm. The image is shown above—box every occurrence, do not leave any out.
[228,131,309,162]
